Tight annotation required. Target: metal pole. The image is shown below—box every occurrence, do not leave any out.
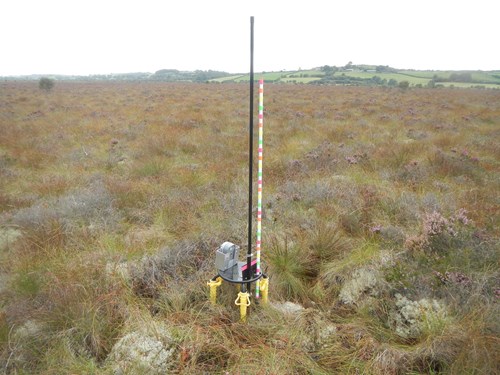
[255,78,263,298]
[246,16,254,293]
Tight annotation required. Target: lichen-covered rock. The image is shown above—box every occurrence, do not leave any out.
[107,325,176,374]
[339,267,380,304]
[284,309,337,351]
[318,323,337,347]
[13,320,44,341]
[389,293,447,339]
[271,301,304,315]
[0,227,22,251]
[7,320,46,370]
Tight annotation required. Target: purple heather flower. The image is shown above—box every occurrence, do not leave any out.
[345,156,358,164]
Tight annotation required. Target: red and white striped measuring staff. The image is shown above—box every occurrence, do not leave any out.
[256,79,264,298]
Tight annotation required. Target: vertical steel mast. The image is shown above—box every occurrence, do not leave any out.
[246,16,255,293]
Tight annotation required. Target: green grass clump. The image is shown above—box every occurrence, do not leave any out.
[266,234,313,301]
[308,222,350,264]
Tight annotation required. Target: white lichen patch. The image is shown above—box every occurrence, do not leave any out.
[8,320,46,367]
[271,301,305,315]
[339,267,381,305]
[378,249,397,267]
[285,309,338,352]
[318,323,337,346]
[0,227,22,252]
[105,262,131,284]
[107,324,176,374]
[124,225,167,247]
[13,320,44,341]
[0,225,16,290]
[390,293,447,339]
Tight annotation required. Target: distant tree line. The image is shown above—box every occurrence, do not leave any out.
[432,72,473,83]
[152,69,231,82]
[9,70,233,83]
[376,65,398,73]
[288,73,323,78]
[312,74,401,87]
[319,64,397,75]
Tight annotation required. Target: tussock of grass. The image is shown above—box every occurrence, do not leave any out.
[308,222,350,264]
[265,234,313,301]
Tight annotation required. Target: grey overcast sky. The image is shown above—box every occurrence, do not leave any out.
[1,0,498,76]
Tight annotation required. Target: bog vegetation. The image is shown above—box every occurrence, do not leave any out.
[0,81,499,374]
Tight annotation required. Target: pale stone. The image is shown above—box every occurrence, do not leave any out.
[0,228,22,251]
[272,301,304,315]
[107,327,176,375]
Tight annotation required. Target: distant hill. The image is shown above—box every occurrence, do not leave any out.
[2,65,499,88]
[0,70,232,83]
[210,65,500,89]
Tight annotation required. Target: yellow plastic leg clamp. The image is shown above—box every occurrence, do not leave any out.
[235,291,251,322]
[260,277,269,305]
[207,277,222,305]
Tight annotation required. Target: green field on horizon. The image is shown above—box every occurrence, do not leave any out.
[210,67,500,88]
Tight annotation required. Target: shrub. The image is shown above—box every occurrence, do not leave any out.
[428,150,482,181]
[388,78,398,86]
[379,225,406,246]
[339,212,364,236]
[39,77,55,91]
[130,239,213,298]
[405,209,472,254]
[7,181,120,247]
[395,160,427,186]
[398,80,410,89]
